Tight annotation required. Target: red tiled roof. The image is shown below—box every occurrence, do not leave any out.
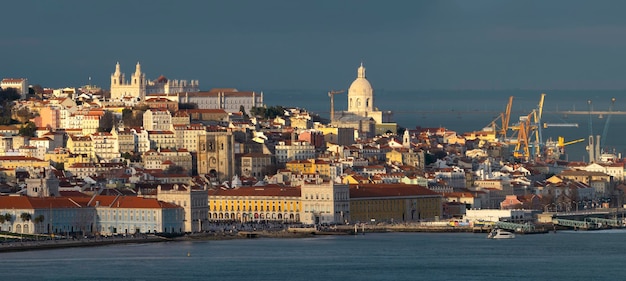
[90,195,182,209]
[0,156,45,161]
[0,196,84,209]
[1,78,26,83]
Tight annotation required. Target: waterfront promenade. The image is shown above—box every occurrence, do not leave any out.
[0,235,168,253]
[0,220,564,252]
[0,221,477,253]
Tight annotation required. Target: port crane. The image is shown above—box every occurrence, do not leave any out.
[513,112,533,160]
[559,137,585,148]
[544,137,585,160]
[587,99,600,163]
[512,93,545,161]
[534,93,546,158]
[328,89,345,122]
[543,123,578,128]
[486,96,514,140]
[600,97,615,151]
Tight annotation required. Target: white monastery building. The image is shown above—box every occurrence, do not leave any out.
[110,62,198,103]
[1,78,29,99]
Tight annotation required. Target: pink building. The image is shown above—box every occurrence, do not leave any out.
[298,130,325,148]
[36,107,61,129]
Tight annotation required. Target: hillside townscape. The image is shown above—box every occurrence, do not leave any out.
[0,62,624,245]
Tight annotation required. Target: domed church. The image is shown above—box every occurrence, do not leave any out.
[332,63,395,138]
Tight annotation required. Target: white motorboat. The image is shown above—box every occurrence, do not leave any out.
[487,229,516,239]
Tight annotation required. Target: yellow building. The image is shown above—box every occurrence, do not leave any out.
[349,184,442,223]
[285,160,315,174]
[316,126,356,146]
[386,149,404,164]
[285,159,336,180]
[44,148,90,168]
[386,148,424,169]
[66,135,95,159]
[207,185,301,222]
[342,174,370,185]
[0,156,49,172]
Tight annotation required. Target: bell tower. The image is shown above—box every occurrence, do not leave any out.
[131,62,146,101]
[198,131,235,182]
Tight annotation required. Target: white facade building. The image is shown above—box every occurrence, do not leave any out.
[178,89,263,113]
[110,62,198,103]
[300,179,350,225]
[143,109,173,131]
[274,140,316,165]
[1,78,28,99]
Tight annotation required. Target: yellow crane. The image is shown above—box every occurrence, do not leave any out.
[543,137,585,160]
[501,96,514,140]
[486,96,514,140]
[328,89,345,122]
[512,93,545,161]
[513,112,533,160]
[558,137,585,148]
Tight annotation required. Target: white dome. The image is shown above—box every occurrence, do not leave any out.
[347,63,374,113]
[349,78,372,94]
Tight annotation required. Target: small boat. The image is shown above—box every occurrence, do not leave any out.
[487,229,515,239]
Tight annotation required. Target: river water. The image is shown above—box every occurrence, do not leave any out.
[4,230,625,280]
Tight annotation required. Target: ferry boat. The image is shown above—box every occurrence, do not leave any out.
[487,229,515,239]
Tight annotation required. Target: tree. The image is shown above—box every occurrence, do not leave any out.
[397,126,406,135]
[98,111,116,132]
[20,212,32,222]
[122,108,144,128]
[13,107,32,123]
[165,165,185,174]
[250,106,285,119]
[0,116,13,126]
[34,215,44,235]
[179,103,198,110]
[53,162,65,171]
[19,122,37,137]
[3,213,12,223]
[0,87,20,102]
[33,215,44,224]
[31,84,44,96]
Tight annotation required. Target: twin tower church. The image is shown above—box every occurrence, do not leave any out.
[109,61,395,136]
[109,62,199,102]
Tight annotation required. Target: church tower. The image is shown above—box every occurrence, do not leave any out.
[403,129,411,148]
[197,131,235,183]
[347,63,374,115]
[25,169,60,197]
[110,62,146,102]
[110,62,124,90]
[131,62,146,101]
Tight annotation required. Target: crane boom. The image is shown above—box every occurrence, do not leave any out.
[558,137,585,147]
[600,97,615,149]
[534,93,546,158]
[328,89,345,122]
[501,96,514,139]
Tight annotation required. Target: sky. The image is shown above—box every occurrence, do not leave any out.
[3,0,626,91]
